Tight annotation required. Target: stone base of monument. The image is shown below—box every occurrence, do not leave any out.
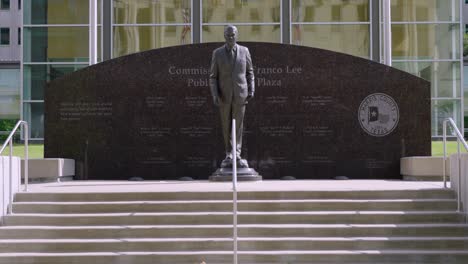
[209,167,262,182]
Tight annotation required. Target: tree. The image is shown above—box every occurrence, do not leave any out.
[464,32,468,57]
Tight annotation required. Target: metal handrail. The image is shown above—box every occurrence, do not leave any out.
[442,118,467,212]
[231,119,238,264]
[0,120,29,214]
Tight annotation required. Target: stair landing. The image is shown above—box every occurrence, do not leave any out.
[23,179,449,193]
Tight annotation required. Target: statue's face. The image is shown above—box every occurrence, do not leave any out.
[224,28,237,47]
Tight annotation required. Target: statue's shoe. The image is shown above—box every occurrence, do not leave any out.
[221,158,233,168]
[237,158,249,168]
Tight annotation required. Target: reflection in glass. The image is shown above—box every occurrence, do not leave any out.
[392,0,459,22]
[202,0,280,23]
[292,0,369,22]
[23,27,89,62]
[432,100,461,136]
[292,24,369,58]
[113,0,191,24]
[392,24,460,60]
[202,25,280,43]
[0,69,20,119]
[464,67,468,116]
[24,0,101,24]
[23,65,86,101]
[393,61,461,98]
[23,103,44,139]
[113,26,192,57]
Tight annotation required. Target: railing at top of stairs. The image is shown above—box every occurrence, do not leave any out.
[0,120,29,215]
[442,118,467,214]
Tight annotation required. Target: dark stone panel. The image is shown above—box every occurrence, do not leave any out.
[45,43,430,180]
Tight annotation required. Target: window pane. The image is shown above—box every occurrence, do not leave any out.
[292,0,369,22]
[464,25,468,57]
[24,0,101,24]
[0,0,10,10]
[23,27,89,62]
[392,0,459,22]
[432,100,461,136]
[202,25,281,43]
[392,24,460,60]
[114,0,191,24]
[23,64,86,100]
[202,0,280,23]
[393,61,461,98]
[23,103,44,139]
[292,24,370,58]
[1,28,10,45]
[464,67,468,115]
[113,26,192,57]
[0,69,20,119]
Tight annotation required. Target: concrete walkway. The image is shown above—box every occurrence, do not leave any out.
[23,180,449,193]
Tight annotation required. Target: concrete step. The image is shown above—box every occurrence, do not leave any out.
[4,186,465,264]
[14,189,456,202]
[4,211,463,226]
[1,224,467,239]
[0,250,467,264]
[0,237,467,252]
[12,199,458,213]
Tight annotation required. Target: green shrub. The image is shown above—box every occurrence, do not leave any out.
[0,119,20,142]
[464,33,468,57]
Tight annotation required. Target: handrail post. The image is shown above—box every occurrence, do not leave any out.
[458,138,462,212]
[232,119,238,264]
[23,122,29,192]
[443,120,447,188]
[8,140,13,214]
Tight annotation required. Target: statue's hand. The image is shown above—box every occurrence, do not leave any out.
[213,96,220,106]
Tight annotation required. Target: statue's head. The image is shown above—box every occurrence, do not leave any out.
[224,25,238,48]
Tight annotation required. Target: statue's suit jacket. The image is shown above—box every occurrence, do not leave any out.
[209,44,255,105]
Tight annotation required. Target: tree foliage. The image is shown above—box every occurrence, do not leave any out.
[464,33,468,57]
[0,120,19,142]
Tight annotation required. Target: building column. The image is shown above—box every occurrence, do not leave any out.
[382,0,392,66]
[192,0,201,43]
[371,0,380,62]
[282,0,290,44]
[89,0,98,65]
[103,0,112,61]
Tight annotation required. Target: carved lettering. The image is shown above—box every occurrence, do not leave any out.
[258,78,281,87]
[59,102,112,121]
[187,79,209,87]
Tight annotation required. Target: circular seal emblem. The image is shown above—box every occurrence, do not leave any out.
[358,93,399,137]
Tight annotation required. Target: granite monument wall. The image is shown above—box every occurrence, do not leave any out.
[45,43,430,180]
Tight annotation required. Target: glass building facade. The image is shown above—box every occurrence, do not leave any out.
[390,0,462,137]
[21,0,463,140]
[464,2,468,136]
[0,0,21,133]
[0,68,20,119]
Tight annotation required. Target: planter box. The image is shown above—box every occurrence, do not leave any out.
[401,156,450,181]
[21,159,75,183]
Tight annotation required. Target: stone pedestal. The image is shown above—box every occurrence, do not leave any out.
[209,167,262,181]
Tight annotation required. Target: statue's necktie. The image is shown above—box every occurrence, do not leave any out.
[229,49,235,64]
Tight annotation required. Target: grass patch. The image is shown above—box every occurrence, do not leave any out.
[1,142,466,159]
[0,144,44,159]
[431,141,468,156]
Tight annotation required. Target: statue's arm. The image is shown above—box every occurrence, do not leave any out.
[246,48,255,97]
[209,50,220,105]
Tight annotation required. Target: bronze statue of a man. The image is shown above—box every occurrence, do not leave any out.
[209,25,254,168]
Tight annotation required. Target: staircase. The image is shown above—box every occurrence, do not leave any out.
[0,186,467,263]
